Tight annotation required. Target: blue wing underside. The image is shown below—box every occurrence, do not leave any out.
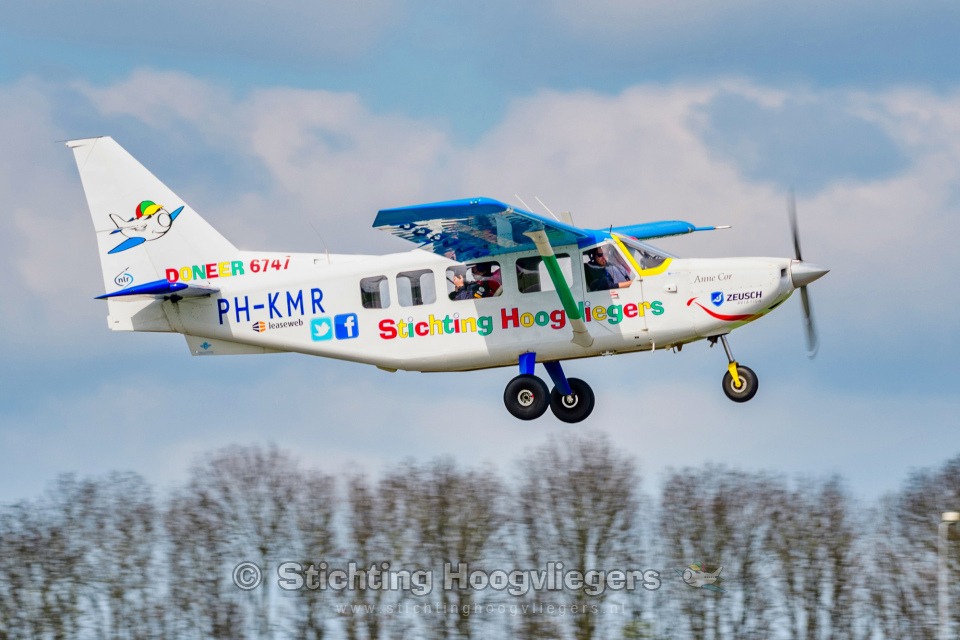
[373,198,594,261]
[374,197,720,260]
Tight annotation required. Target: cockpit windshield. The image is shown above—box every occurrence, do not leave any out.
[618,236,676,271]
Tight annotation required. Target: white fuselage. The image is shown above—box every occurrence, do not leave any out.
[150,245,795,372]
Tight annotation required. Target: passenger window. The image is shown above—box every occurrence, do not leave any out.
[516,254,572,294]
[446,261,502,301]
[360,275,390,309]
[397,269,437,307]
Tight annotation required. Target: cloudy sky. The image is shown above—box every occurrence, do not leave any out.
[1,1,959,504]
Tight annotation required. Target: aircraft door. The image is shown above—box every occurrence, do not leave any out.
[580,243,647,337]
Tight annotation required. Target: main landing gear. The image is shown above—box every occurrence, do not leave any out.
[503,354,595,423]
[712,334,759,402]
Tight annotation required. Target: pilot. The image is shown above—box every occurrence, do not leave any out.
[587,248,632,291]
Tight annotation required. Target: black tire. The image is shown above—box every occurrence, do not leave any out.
[722,365,759,402]
[549,378,595,423]
[503,375,550,420]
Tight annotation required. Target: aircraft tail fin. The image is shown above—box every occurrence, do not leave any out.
[67,137,237,330]
[67,136,237,296]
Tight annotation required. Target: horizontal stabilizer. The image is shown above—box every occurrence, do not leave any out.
[96,279,219,300]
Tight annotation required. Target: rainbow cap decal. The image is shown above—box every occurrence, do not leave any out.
[135,200,164,219]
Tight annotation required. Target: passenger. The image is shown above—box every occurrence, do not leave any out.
[470,262,501,297]
[586,248,632,291]
[448,267,475,300]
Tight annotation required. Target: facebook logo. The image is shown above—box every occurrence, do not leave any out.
[334,313,359,340]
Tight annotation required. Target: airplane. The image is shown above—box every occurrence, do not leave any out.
[676,563,725,592]
[66,136,828,423]
[107,200,183,254]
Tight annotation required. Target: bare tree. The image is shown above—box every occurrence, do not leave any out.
[9,438,960,639]
[167,444,303,639]
[764,475,864,640]
[513,433,643,640]
[85,471,163,640]
[866,455,960,639]
[402,458,506,640]
[167,475,247,639]
[287,468,338,640]
[0,472,163,639]
[0,497,90,639]
[335,469,418,640]
[659,467,776,640]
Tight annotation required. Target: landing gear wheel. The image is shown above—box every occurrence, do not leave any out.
[504,375,550,420]
[722,365,759,403]
[549,378,595,423]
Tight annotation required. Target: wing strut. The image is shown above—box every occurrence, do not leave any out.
[523,230,593,348]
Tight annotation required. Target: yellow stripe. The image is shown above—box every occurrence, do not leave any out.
[611,233,673,277]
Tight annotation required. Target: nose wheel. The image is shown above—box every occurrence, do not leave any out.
[722,364,758,402]
[715,335,759,402]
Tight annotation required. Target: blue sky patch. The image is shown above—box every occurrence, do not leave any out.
[697,92,908,194]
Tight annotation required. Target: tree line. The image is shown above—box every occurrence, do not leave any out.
[1,434,958,639]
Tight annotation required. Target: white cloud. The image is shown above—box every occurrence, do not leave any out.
[2,71,960,503]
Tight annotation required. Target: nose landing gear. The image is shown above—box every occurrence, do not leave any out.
[714,335,759,402]
[503,354,595,422]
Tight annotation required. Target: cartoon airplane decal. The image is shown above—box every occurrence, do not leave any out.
[676,563,725,592]
[107,200,183,253]
[67,137,828,423]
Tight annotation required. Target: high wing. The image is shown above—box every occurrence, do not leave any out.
[375,197,726,351]
[374,196,726,259]
[373,197,600,261]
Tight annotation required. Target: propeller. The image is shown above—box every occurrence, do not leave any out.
[787,191,827,358]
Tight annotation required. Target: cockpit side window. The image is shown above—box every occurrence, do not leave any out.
[583,245,632,291]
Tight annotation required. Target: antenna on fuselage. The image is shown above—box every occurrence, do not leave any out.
[308,221,331,264]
